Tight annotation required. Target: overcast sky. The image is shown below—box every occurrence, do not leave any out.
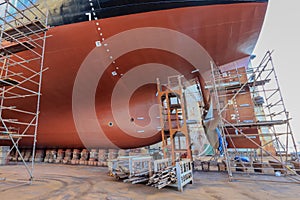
[253,0,300,147]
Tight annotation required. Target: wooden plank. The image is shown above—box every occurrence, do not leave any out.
[3,21,46,42]
[0,42,35,55]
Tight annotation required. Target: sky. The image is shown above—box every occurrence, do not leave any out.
[253,0,300,147]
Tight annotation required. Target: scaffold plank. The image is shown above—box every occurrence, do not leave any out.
[0,42,35,55]
[224,120,287,128]
[3,21,47,42]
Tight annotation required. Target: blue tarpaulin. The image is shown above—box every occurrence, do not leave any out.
[234,156,250,162]
[216,127,227,155]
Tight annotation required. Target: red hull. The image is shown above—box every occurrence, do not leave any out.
[2,3,268,149]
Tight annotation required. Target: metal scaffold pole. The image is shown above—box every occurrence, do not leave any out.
[209,61,233,179]
[0,0,48,184]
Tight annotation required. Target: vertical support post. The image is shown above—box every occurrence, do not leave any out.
[30,9,49,183]
[157,78,168,159]
[210,61,233,179]
[129,157,133,177]
[176,161,183,192]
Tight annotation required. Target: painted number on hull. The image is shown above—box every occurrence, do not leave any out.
[85,13,92,21]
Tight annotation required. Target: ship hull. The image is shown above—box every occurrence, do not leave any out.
[2,2,268,149]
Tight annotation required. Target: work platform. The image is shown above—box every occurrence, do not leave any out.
[224,120,287,128]
[0,41,35,54]
[2,20,47,42]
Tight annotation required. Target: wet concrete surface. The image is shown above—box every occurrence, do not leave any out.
[0,163,299,200]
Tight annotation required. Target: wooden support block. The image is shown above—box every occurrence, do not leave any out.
[201,161,210,171]
[253,161,263,173]
[217,162,226,171]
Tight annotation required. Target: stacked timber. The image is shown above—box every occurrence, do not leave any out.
[140,148,149,155]
[17,150,25,161]
[129,148,141,156]
[88,149,98,166]
[43,149,57,163]
[268,160,285,174]
[71,149,80,165]
[253,161,264,173]
[79,149,89,165]
[98,149,108,166]
[147,166,176,189]
[108,149,118,161]
[48,149,57,163]
[291,161,300,175]
[193,159,202,171]
[118,149,129,157]
[34,149,45,162]
[63,149,72,164]
[235,161,250,172]
[217,161,227,172]
[24,150,32,162]
[55,149,64,163]
[0,146,9,165]
[11,150,18,162]
[44,149,51,162]
[5,149,12,162]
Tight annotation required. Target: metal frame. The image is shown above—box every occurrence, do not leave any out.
[209,51,300,183]
[157,75,192,165]
[0,0,48,184]
[173,159,193,192]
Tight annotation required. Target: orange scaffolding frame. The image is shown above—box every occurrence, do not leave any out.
[156,75,192,164]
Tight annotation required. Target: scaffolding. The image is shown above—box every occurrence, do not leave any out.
[156,75,192,164]
[209,51,300,183]
[0,0,48,183]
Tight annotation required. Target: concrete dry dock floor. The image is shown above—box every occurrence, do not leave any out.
[0,164,299,200]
